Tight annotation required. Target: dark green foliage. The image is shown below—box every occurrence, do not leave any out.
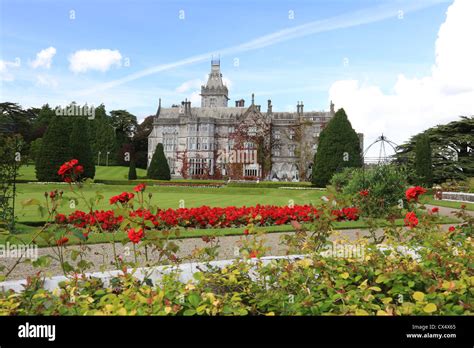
[396,116,473,183]
[312,108,363,187]
[331,165,409,217]
[70,117,95,179]
[128,158,137,180]
[415,134,433,187]
[147,143,170,180]
[35,116,72,182]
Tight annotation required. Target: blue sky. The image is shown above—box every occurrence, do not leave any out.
[3,0,472,151]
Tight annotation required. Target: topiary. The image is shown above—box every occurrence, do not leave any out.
[147,143,170,180]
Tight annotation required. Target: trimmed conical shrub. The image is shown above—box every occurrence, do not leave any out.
[128,158,137,180]
[35,116,72,182]
[70,117,95,179]
[312,108,362,187]
[147,143,170,180]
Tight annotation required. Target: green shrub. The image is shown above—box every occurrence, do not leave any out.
[70,117,95,179]
[147,143,170,180]
[128,159,137,180]
[312,108,363,187]
[339,165,409,217]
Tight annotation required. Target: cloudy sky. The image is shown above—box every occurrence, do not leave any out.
[1,0,473,155]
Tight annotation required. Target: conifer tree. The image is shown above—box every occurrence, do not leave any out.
[70,117,95,179]
[415,134,433,187]
[147,143,170,180]
[312,108,362,187]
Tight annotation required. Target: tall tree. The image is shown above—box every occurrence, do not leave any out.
[147,143,170,180]
[110,110,138,165]
[35,116,72,181]
[70,117,95,179]
[132,115,154,169]
[415,134,433,187]
[311,108,362,187]
[396,116,473,183]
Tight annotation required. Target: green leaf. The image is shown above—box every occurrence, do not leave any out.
[188,293,201,308]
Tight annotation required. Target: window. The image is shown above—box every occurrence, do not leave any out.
[289,129,295,140]
[289,145,296,157]
[228,139,235,151]
[248,126,257,136]
[228,126,235,134]
[273,146,281,157]
[244,141,254,149]
[274,130,281,140]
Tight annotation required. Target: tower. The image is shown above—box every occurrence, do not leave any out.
[200,58,229,107]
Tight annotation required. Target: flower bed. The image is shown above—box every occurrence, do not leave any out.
[57,204,359,230]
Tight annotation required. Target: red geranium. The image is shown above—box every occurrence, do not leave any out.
[56,236,69,246]
[404,212,419,228]
[58,159,83,182]
[109,192,135,205]
[359,190,369,197]
[134,183,146,192]
[405,186,427,202]
[127,228,144,244]
[249,250,258,258]
[431,207,439,214]
[448,226,456,232]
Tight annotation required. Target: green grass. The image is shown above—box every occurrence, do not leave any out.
[420,196,474,211]
[1,216,459,248]
[14,183,327,223]
[18,165,148,182]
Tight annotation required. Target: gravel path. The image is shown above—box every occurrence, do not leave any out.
[2,203,467,281]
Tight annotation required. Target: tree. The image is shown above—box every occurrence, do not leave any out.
[70,117,95,179]
[311,108,362,187]
[396,116,473,183]
[147,143,170,180]
[128,158,137,180]
[132,115,154,169]
[35,116,72,181]
[111,110,138,165]
[415,134,433,187]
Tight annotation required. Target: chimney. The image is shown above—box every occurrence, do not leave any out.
[300,101,304,113]
[296,102,300,114]
[256,105,261,112]
[235,99,245,107]
[267,99,272,113]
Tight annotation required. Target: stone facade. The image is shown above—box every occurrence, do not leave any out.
[148,60,363,181]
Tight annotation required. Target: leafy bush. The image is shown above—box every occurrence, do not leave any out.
[332,165,410,217]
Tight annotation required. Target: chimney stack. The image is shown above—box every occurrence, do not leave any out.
[235,99,245,107]
[267,99,272,113]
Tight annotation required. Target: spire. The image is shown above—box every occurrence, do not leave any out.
[200,58,229,107]
[155,98,161,118]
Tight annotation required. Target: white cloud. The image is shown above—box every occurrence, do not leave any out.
[329,0,474,156]
[30,47,56,69]
[175,79,202,93]
[35,74,59,88]
[69,49,122,73]
[0,58,21,81]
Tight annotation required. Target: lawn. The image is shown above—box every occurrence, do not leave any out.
[18,165,148,182]
[420,196,474,211]
[14,183,326,223]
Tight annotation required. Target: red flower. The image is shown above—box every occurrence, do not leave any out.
[431,207,439,214]
[58,159,82,182]
[244,229,249,235]
[49,190,57,199]
[109,192,135,205]
[460,204,466,210]
[55,213,67,224]
[127,228,144,244]
[405,186,427,202]
[56,237,69,246]
[249,250,258,258]
[134,183,146,192]
[448,226,456,232]
[74,165,84,175]
[359,190,369,197]
[404,212,419,228]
